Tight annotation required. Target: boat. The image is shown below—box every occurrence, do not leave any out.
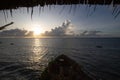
[10,43,14,45]
[40,54,93,80]
[96,45,103,48]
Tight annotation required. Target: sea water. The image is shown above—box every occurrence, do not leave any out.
[0,38,120,80]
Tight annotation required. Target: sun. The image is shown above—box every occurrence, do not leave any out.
[33,27,42,35]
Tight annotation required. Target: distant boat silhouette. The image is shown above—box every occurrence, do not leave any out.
[96,45,102,48]
[0,22,14,30]
[0,41,2,44]
[10,43,14,45]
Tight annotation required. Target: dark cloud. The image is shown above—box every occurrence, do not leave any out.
[26,31,34,36]
[0,29,33,37]
[42,20,74,36]
[80,30,102,37]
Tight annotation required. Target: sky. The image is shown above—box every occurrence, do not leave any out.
[0,4,120,37]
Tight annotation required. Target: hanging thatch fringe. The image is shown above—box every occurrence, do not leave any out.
[0,0,120,10]
[0,0,120,19]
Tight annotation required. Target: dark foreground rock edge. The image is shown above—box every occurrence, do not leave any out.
[40,54,94,80]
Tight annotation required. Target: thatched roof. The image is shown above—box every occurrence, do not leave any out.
[0,0,120,10]
[0,0,120,19]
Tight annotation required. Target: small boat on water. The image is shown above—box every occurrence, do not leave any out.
[10,43,14,45]
[40,54,93,80]
[0,41,2,44]
[96,45,103,48]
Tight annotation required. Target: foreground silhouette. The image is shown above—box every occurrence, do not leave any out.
[40,54,93,80]
[0,22,14,30]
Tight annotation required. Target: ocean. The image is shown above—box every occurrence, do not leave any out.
[0,38,120,80]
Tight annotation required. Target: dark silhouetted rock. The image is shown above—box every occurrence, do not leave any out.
[40,54,93,80]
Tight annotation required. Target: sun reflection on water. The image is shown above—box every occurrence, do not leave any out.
[28,39,49,70]
[30,39,42,63]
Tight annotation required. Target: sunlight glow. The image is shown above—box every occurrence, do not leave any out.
[33,27,42,35]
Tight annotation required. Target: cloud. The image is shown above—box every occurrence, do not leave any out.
[42,20,103,37]
[42,20,74,36]
[0,20,104,38]
[26,31,34,36]
[0,29,33,37]
[80,30,102,37]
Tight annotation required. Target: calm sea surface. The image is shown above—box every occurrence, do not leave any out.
[0,38,120,80]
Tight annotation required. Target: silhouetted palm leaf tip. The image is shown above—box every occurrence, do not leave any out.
[0,22,14,30]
